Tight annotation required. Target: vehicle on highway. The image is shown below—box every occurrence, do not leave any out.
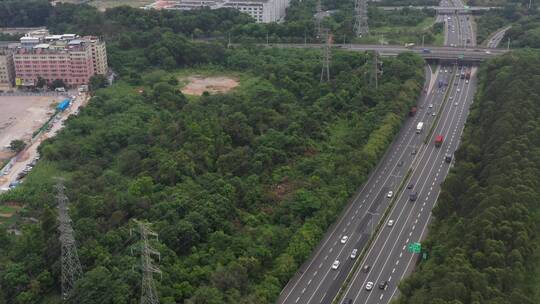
[409,192,418,201]
[362,264,371,273]
[397,160,404,167]
[449,95,453,99]
[404,43,415,48]
[457,88,461,92]
[445,153,453,163]
[387,219,394,227]
[350,249,358,259]
[432,112,436,116]
[466,80,469,84]
[341,235,348,244]
[332,260,340,270]
[411,149,417,155]
[435,135,444,148]
[342,299,353,304]
[485,50,491,54]
[387,191,393,198]
[416,122,424,134]
[365,281,374,291]
[422,48,431,53]
[407,183,414,189]
[9,181,20,189]
[428,103,433,108]
[379,281,388,290]
[455,102,459,106]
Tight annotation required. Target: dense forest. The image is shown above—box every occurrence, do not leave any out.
[0,2,427,304]
[396,49,540,304]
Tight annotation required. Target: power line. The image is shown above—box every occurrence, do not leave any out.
[55,180,83,300]
[131,220,161,304]
[353,0,369,37]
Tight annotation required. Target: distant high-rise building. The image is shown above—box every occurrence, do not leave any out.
[145,0,290,23]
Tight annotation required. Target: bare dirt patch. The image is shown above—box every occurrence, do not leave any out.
[0,95,59,158]
[181,76,239,96]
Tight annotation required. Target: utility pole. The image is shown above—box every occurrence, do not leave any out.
[320,28,332,82]
[366,211,380,234]
[315,0,322,39]
[373,51,382,89]
[507,37,510,50]
[266,32,269,45]
[132,220,161,304]
[56,181,83,300]
[353,0,369,37]
[422,34,425,47]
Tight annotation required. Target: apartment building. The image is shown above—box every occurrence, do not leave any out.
[11,31,107,87]
[0,43,16,89]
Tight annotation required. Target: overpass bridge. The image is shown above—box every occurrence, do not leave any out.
[377,5,501,14]
[263,43,508,62]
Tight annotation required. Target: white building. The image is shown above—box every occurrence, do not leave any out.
[154,0,290,23]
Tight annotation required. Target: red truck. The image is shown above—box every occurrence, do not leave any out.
[435,135,444,147]
[409,107,417,117]
[465,70,471,80]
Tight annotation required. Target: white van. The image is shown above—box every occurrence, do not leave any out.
[416,122,424,133]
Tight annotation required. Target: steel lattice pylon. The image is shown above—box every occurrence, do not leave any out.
[132,220,161,304]
[353,0,369,37]
[320,29,333,82]
[56,182,83,300]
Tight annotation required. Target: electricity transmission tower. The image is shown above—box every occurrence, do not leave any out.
[56,181,83,300]
[132,220,161,304]
[353,0,369,37]
[372,51,382,88]
[320,29,333,82]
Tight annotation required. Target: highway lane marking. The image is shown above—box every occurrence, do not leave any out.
[417,213,421,218]
[329,248,333,253]
[314,271,317,276]
[406,238,409,243]
[302,288,306,294]
[308,279,312,285]
[324,255,328,260]
[380,294,384,300]
[319,263,323,268]
[415,219,418,224]
[347,221,351,226]
[402,246,406,250]
[342,228,346,233]
[399,252,403,258]
[412,225,416,230]
[389,276,392,282]
[295,297,300,303]
[335,68,449,303]
[383,57,476,304]
[352,215,355,220]
[392,268,396,273]
[420,208,423,212]
[396,260,400,265]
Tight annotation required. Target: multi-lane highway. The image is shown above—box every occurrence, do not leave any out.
[339,1,479,304]
[278,1,483,303]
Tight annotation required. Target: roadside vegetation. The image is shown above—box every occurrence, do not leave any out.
[396,49,540,304]
[0,2,426,304]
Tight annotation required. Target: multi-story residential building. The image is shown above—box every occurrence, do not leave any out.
[12,32,107,87]
[148,0,290,23]
[0,43,16,89]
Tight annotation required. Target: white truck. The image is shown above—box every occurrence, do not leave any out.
[416,122,424,133]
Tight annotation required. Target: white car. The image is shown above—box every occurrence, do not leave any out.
[365,281,374,291]
[432,112,436,116]
[387,219,394,227]
[457,88,461,92]
[454,102,459,106]
[428,104,433,108]
[485,50,491,54]
[466,80,469,84]
[332,260,340,270]
[341,235,348,244]
[387,191,393,198]
[350,249,358,259]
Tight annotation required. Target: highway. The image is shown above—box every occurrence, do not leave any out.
[486,26,511,48]
[277,0,484,303]
[339,1,479,303]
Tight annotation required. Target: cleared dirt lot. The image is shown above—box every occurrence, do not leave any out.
[180,76,239,96]
[0,96,59,155]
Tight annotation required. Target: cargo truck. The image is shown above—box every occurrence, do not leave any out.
[435,135,443,147]
[416,122,424,133]
[57,99,70,112]
[465,70,471,80]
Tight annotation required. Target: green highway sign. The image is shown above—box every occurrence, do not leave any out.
[407,242,422,254]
